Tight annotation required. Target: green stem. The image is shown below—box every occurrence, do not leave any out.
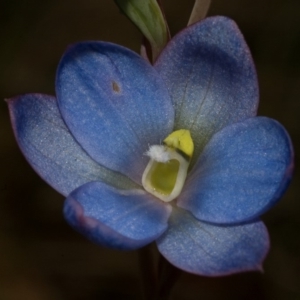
[138,245,181,300]
[138,245,158,300]
[157,254,182,299]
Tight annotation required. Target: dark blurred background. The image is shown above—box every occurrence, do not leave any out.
[1,0,299,299]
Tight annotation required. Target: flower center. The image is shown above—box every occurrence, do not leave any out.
[142,129,194,202]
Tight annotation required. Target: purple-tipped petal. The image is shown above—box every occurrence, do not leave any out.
[56,41,174,184]
[157,209,269,276]
[179,117,293,224]
[8,94,137,196]
[155,16,258,159]
[64,181,172,250]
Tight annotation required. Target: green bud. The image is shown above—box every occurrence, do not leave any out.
[115,0,169,62]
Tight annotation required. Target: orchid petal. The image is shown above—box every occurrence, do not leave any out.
[8,94,138,196]
[157,209,269,276]
[155,16,258,161]
[179,117,293,224]
[56,42,174,184]
[64,181,172,250]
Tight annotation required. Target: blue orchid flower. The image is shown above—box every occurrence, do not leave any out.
[8,17,293,276]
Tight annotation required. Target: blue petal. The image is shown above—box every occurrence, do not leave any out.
[157,209,269,276]
[179,117,293,224]
[64,181,172,250]
[155,16,259,160]
[8,94,138,196]
[56,42,174,184]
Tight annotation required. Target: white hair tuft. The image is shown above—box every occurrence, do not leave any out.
[145,145,170,163]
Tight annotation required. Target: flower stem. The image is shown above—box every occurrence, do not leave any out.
[138,245,157,300]
[157,254,182,299]
[138,245,181,300]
